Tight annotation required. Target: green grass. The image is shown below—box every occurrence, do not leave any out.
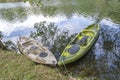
[0,50,100,80]
[0,50,69,80]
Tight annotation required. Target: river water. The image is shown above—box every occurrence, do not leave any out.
[0,0,120,80]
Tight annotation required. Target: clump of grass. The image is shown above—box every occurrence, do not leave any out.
[0,50,68,80]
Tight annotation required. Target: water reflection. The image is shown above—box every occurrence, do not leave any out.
[0,2,30,8]
[0,7,28,22]
[0,0,120,80]
[57,22,120,80]
[0,31,4,49]
[0,0,21,3]
[0,0,120,22]
[0,31,3,40]
[1,20,119,79]
[30,21,76,59]
[95,23,120,80]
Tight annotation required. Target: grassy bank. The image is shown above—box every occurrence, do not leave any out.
[0,50,69,80]
[0,50,100,80]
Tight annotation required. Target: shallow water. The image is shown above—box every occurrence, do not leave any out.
[0,0,120,80]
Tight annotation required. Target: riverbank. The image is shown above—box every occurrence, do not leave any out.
[0,50,100,80]
[0,50,69,80]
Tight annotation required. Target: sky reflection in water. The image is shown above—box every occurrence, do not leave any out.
[0,13,94,41]
[0,1,120,80]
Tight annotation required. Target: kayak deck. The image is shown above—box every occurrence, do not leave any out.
[58,24,100,65]
[17,37,57,65]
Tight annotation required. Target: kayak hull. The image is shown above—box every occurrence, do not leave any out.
[17,37,57,65]
[58,24,100,66]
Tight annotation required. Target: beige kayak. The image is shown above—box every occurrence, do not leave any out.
[17,37,57,65]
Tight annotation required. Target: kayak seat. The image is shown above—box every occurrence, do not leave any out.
[29,45,38,50]
[39,52,48,58]
[68,45,80,54]
[77,36,89,46]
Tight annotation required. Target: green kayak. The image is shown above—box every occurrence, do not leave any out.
[58,24,100,66]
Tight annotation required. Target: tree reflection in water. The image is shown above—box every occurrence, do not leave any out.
[0,31,4,49]
[30,21,76,60]
[0,31,3,40]
[0,31,18,51]
[95,24,120,80]
[30,22,120,79]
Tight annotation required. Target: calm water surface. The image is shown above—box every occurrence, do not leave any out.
[0,0,120,80]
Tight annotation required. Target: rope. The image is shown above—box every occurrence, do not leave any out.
[55,65,64,80]
[62,60,72,77]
